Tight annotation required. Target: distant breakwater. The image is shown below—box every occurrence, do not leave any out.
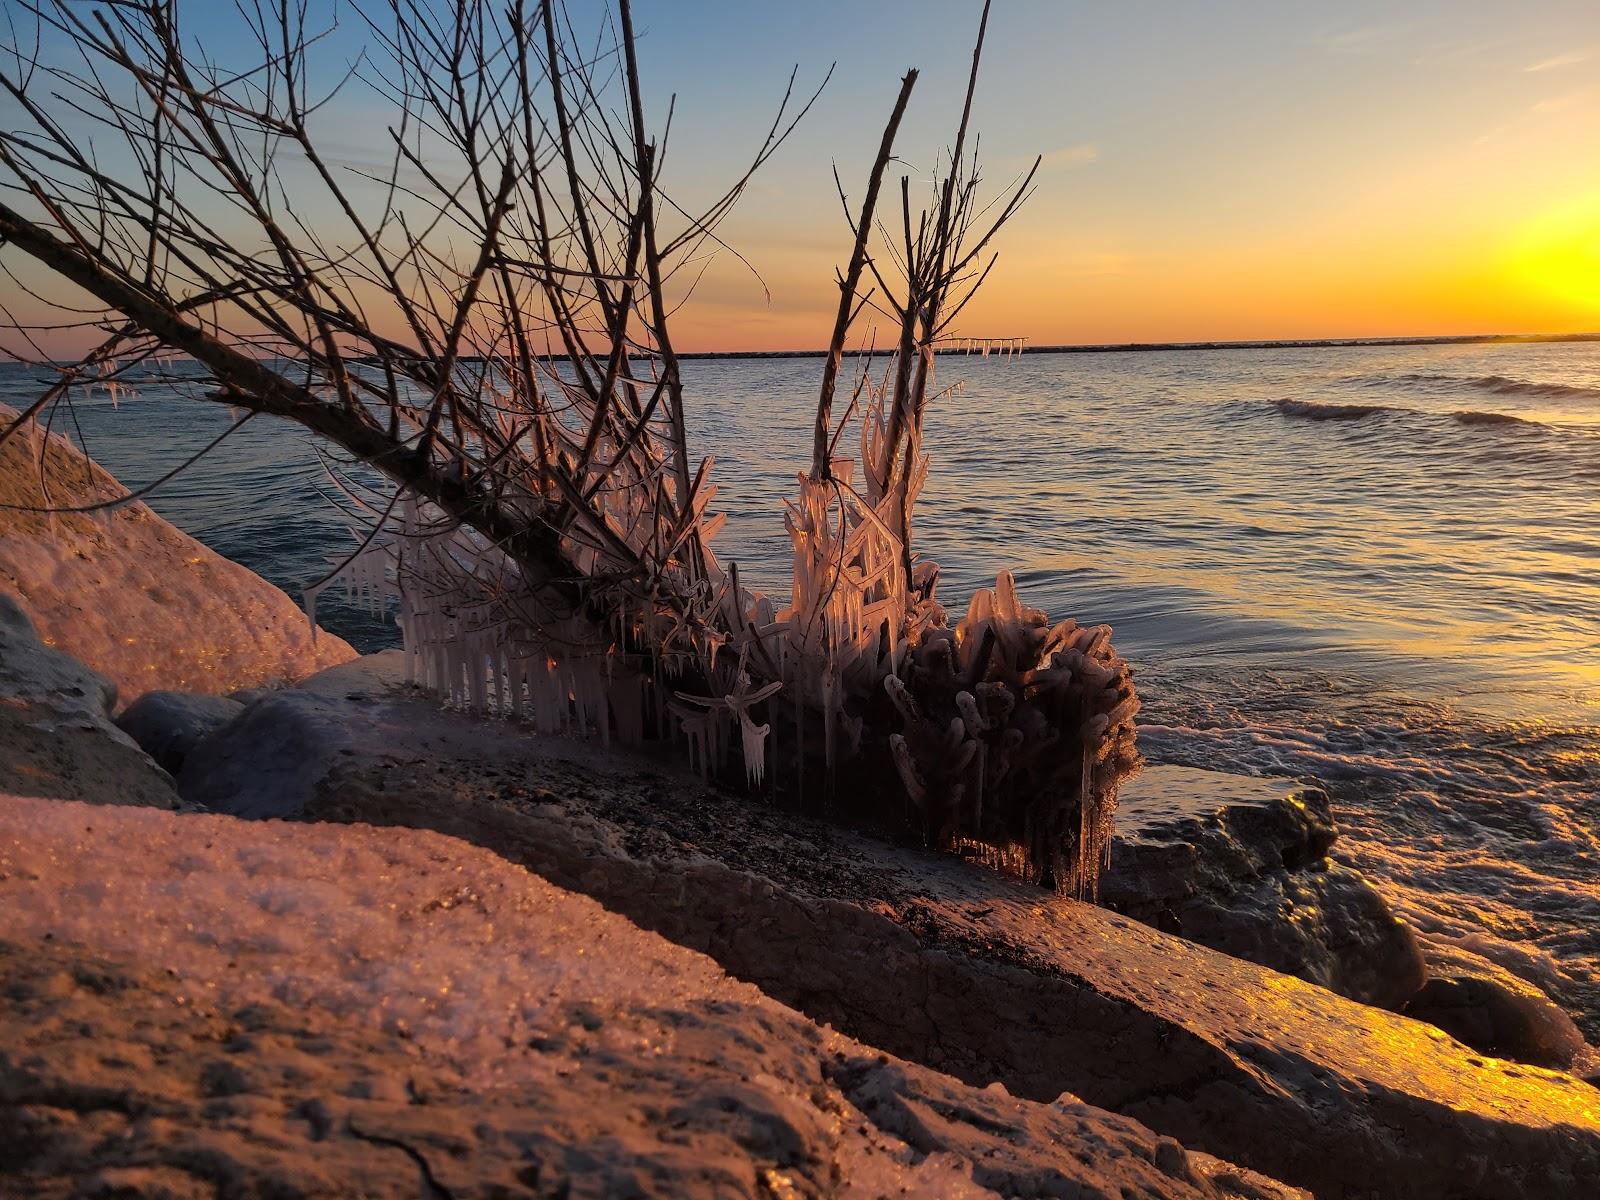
[665,331,1600,361]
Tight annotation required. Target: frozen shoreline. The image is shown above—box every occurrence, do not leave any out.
[4,655,1600,1196]
[4,389,1600,1196]
[7,792,1314,1200]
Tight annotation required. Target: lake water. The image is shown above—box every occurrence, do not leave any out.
[6,340,1599,1036]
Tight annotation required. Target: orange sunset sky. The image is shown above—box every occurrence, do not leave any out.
[7,0,1600,356]
[642,0,1600,351]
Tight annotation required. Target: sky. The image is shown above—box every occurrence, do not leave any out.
[625,0,1600,350]
[6,0,1600,353]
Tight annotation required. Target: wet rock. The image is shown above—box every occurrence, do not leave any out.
[1408,939,1588,1070]
[0,597,175,809]
[115,692,243,775]
[0,404,355,710]
[1100,766,1427,1008]
[0,797,1294,1200]
[177,676,1600,1200]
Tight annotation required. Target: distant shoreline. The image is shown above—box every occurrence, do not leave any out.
[18,331,1600,372]
[677,332,1600,360]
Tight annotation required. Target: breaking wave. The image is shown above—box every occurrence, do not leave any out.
[1275,398,1549,431]
[1274,398,1392,421]
[1394,372,1600,401]
[1451,409,1542,428]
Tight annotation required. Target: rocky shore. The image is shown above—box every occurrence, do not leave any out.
[3,437,1599,1198]
[0,403,354,708]
[3,795,1313,1200]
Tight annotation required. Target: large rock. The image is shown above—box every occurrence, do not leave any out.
[1100,766,1427,1009]
[178,650,487,819]
[114,690,243,775]
[0,794,1301,1200]
[1408,937,1589,1070]
[177,669,1600,1200]
[0,404,356,709]
[180,690,398,818]
[0,596,176,808]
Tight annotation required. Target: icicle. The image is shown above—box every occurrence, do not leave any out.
[302,588,320,644]
[673,705,712,779]
[820,668,836,775]
[1077,743,1094,897]
[793,682,805,804]
[539,659,563,734]
[740,715,770,786]
[507,653,525,718]
[448,639,466,706]
[465,637,482,711]
[610,674,645,745]
[710,709,726,773]
[995,570,1019,622]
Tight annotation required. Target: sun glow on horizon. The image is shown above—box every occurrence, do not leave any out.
[1507,195,1600,314]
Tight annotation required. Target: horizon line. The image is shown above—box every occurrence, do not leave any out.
[19,330,1600,370]
[674,331,1600,360]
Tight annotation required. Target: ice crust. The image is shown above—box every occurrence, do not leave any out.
[0,794,705,1078]
[0,792,1267,1199]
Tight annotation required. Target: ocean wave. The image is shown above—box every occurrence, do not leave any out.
[1274,398,1392,421]
[1451,409,1543,428]
[1276,397,1551,432]
[1393,372,1600,401]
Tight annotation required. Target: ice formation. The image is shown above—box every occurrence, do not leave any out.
[310,349,1141,891]
[673,648,783,785]
[309,496,622,743]
[887,570,1141,893]
[74,356,139,408]
[2,0,1137,890]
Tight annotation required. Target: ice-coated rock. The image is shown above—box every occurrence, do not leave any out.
[114,691,244,775]
[1408,937,1589,1070]
[176,672,1600,1200]
[0,597,175,809]
[1099,765,1427,1009]
[177,650,472,818]
[0,404,356,709]
[292,646,411,699]
[0,794,1303,1200]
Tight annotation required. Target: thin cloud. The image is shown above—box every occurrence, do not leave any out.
[1317,23,1411,53]
[1411,38,1497,67]
[1040,143,1100,171]
[1531,88,1592,114]
[1526,50,1589,72]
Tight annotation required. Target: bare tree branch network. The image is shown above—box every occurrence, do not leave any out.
[0,0,1139,892]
